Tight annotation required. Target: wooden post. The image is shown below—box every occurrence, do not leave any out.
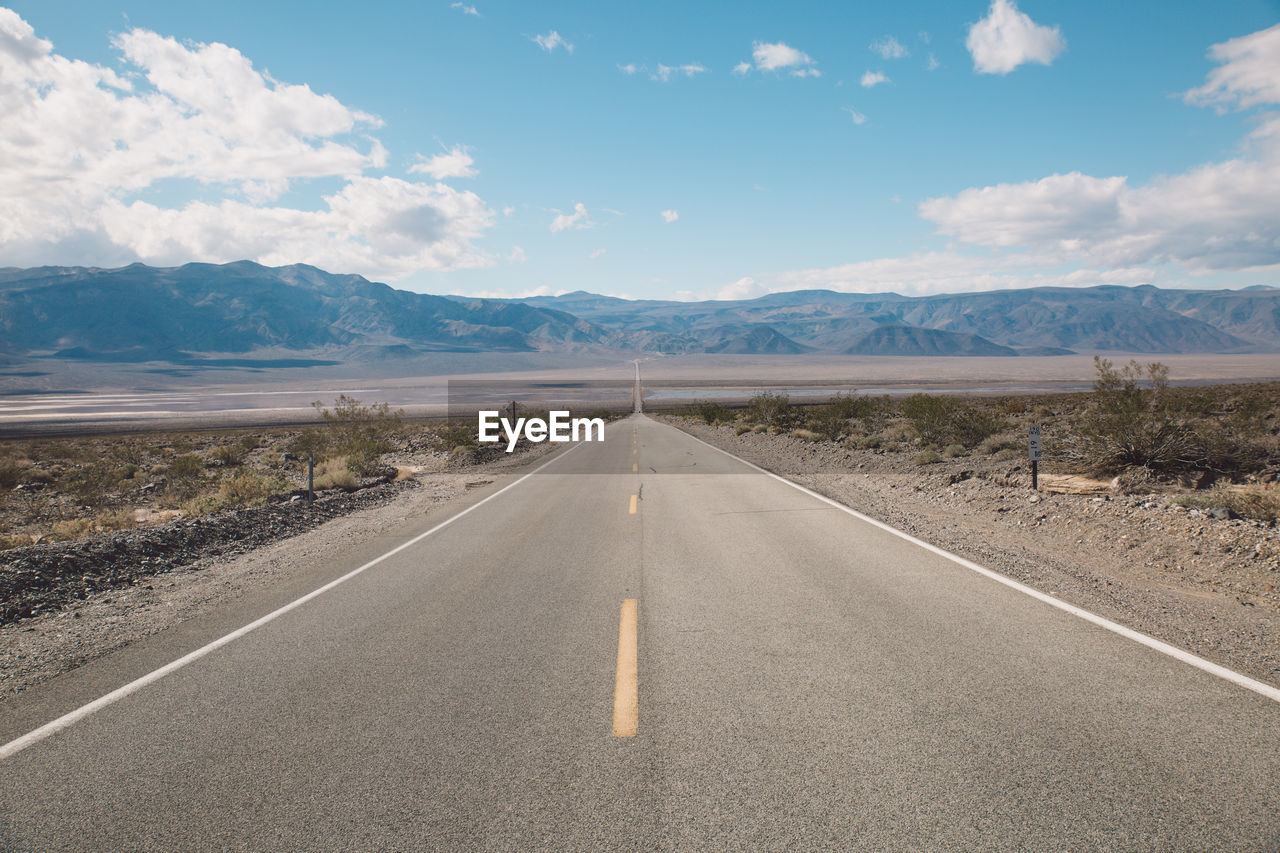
[307,452,314,503]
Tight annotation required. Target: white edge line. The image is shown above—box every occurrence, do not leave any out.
[670,418,1280,705]
[0,442,583,761]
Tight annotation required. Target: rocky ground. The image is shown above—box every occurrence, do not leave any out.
[665,417,1280,690]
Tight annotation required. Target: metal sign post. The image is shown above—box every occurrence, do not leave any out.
[307,452,315,503]
[1028,425,1042,490]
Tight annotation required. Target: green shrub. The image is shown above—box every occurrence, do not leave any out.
[734,423,752,436]
[695,400,733,425]
[913,448,943,465]
[856,434,883,450]
[942,443,966,459]
[313,395,403,475]
[747,391,798,428]
[901,394,1005,449]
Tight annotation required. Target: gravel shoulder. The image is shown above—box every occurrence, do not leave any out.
[665,417,1280,691]
[0,444,558,699]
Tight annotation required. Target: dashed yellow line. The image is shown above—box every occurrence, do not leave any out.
[612,599,639,737]
[629,494,638,514]
[632,462,638,473]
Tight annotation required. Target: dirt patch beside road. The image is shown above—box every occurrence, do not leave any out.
[668,417,1280,690]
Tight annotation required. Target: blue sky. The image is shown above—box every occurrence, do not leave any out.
[1,1,1278,299]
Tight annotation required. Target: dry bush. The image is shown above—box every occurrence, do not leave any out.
[977,433,1021,456]
[1175,484,1280,523]
[791,428,822,442]
[913,448,943,465]
[313,457,358,490]
[49,518,93,541]
[734,423,752,436]
[313,395,403,475]
[95,508,137,531]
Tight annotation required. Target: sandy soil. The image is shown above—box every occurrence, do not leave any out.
[667,417,1280,690]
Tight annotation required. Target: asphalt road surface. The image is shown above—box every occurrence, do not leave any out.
[2,413,1279,851]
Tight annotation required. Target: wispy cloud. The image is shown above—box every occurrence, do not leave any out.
[588,247,606,259]
[860,70,889,88]
[652,63,707,82]
[660,209,679,223]
[450,2,479,16]
[409,145,477,179]
[843,107,867,125]
[532,30,573,53]
[550,202,593,232]
[870,36,908,60]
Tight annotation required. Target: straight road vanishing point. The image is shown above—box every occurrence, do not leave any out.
[2,384,1279,851]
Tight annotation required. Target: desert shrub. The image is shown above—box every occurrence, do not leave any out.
[792,428,822,442]
[185,470,288,516]
[913,448,943,465]
[734,423,752,436]
[752,424,768,434]
[901,394,1005,449]
[0,532,25,551]
[0,459,26,490]
[856,434,883,450]
[168,454,205,481]
[313,395,403,475]
[1174,484,1280,523]
[211,445,244,467]
[313,457,359,490]
[1062,357,1268,477]
[237,434,262,452]
[49,518,93,541]
[695,400,733,425]
[806,393,871,440]
[95,508,137,531]
[977,433,1021,456]
[942,444,966,459]
[994,448,1021,461]
[66,462,117,505]
[747,391,798,428]
[218,470,287,506]
[435,420,478,451]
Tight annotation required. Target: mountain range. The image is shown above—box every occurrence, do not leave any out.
[0,261,1277,364]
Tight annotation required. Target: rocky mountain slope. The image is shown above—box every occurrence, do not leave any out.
[0,262,1276,362]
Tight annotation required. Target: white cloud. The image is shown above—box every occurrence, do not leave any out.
[652,63,707,82]
[843,106,867,125]
[860,70,889,88]
[748,41,819,77]
[507,246,526,263]
[732,61,752,75]
[770,251,1156,297]
[966,0,1065,74]
[588,247,606,259]
[926,53,940,71]
[409,145,476,179]
[870,36,907,60]
[0,9,493,280]
[921,24,1280,274]
[660,209,679,223]
[1183,23,1280,112]
[717,276,765,300]
[532,30,572,53]
[550,202,593,232]
[502,205,516,216]
[618,63,639,75]
[450,2,479,16]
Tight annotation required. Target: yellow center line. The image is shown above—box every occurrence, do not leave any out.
[632,462,638,473]
[628,494,638,514]
[612,598,639,737]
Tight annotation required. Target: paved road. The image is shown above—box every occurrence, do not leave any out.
[2,413,1279,851]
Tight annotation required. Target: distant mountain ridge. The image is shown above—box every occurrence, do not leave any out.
[0,261,1276,364]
